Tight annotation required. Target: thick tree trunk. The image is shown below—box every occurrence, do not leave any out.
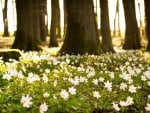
[49,0,59,47]
[39,0,47,41]
[12,0,26,49]
[122,0,141,50]
[33,0,41,44]
[12,0,40,51]
[2,0,9,37]
[144,0,150,51]
[100,0,115,53]
[59,0,101,55]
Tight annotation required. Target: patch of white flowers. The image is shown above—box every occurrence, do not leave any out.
[1,50,150,112]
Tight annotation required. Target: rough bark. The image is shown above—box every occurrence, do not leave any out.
[2,0,9,37]
[12,0,40,51]
[33,0,41,44]
[12,0,26,49]
[39,0,47,41]
[100,0,115,53]
[122,0,141,50]
[49,0,59,47]
[59,0,101,55]
[144,0,150,51]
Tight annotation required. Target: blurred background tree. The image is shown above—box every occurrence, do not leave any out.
[0,0,149,53]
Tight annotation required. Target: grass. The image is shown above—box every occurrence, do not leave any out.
[0,50,150,113]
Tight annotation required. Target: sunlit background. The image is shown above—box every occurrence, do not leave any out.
[0,0,145,34]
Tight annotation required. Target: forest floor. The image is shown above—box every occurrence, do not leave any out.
[0,36,148,53]
[0,36,14,49]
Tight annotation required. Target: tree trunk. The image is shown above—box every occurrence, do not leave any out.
[12,0,40,51]
[33,0,41,44]
[100,0,115,53]
[122,0,141,50]
[144,0,150,51]
[2,0,9,37]
[39,0,47,41]
[63,0,67,38]
[12,0,26,49]
[113,0,121,37]
[49,0,59,47]
[59,0,101,55]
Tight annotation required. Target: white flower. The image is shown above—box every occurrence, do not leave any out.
[21,94,33,108]
[3,73,12,81]
[109,72,114,79]
[42,74,49,83]
[87,71,95,78]
[104,81,112,91]
[60,89,69,100]
[125,62,129,66]
[144,71,150,80]
[120,73,132,82]
[53,59,58,65]
[141,75,147,81]
[126,96,134,105]
[135,68,141,74]
[43,92,50,98]
[145,103,150,112]
[45,69,50,74]
[69,87,76,95]
[39,102,48,113]
[93,91,101,99]
[54,80,57,87]
[127,66,135,75]
[16,71,24,79]
[99,77,104,82]
[148,95,150,99]
[128,85,137,93]
[119,101,128,107]
[112,102,120,111]
[2,68,22,81]
[79,76,87,83]
[120,82,127,90]
[74,76,80,85]
[92,79,99,85]
[53,95,57,99]
[66,59,70,64]
[27,73,40,84]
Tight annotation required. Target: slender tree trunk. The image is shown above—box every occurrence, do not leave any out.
[144,0,150,51]
[49,0,59,47]
[63,0,67,38]
[100,0,115,53]
[39,0,47,41]
[2,0,9,37]
[113,0,121,37]
[56,0,61,38]
[138,2,144,36]
[117,0,121,36]
[59,0,101,55]
[122,0,141,50]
